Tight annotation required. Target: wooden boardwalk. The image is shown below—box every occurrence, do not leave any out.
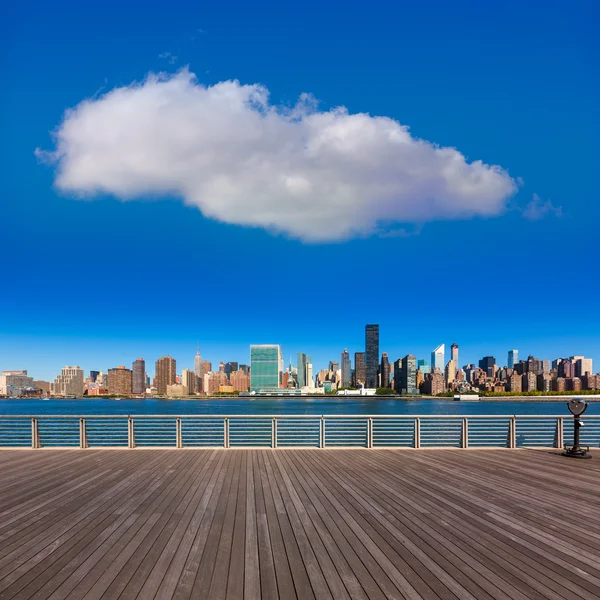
[0,449,598,600]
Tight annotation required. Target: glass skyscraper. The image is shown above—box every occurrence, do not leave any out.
[508,349,518,369]
[417,359,430,375]
[431,344,445,373]
[341,349,351,388]
[250,345,283,391]
[297,352,312,388]
[365,324,379,388]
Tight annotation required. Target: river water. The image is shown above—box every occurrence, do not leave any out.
[1,397,597,416]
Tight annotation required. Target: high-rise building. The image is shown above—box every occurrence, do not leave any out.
[51,366,84,397]
[89,371,100,383]
[230,371,250,392]
[250,345,283,392]
[239,364,250,375]
[341,349,351,388]
[181,369,196,395]
[417,359,430,375]
[450,343,459,366]
[108,366,133,396]
[431,344,445,373]
[194,347,203,377]
[132,358,146,394]
[445,359,457,384]
[0,370,35,396]
[421,372,445,395]
[297,352,313,388]
[380,352,390,388]
[328,361,339,372]
[478,356,496,378]
[354,352,366,387]
[508,350,518,369]
[365,324,379,388]
[557,359,573,379]
[155,356,176,395]
[224,362,239,379]
[571,356,593,377]
[522,372,537,392]
[506,371,522,393]
[394,355,418,394]
[526,356,542,375]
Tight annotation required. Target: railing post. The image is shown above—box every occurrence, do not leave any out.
[556,417,564,449]
[272,418,277,449]
[509,417,516,448]
[176,418,182,448]
[80,418,87,449]
[128,417,135,448]
[31,417,39,449]
[320,417,325,448]
[461,418,468,449]
[224,418,230,448]
[414,418,421,449]
[368,418,373,448]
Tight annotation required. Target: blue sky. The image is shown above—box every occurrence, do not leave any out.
[1,0,599,380]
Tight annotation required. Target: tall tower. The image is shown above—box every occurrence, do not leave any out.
[380,352,390,388]
[451,343,459,366]
[341,349,351,388]
[132,358,146,394]
[354,352,366,387]
[431,344,445,373]
[365,324,379,388]
[155,356,176,395]
[508,349,518,369]
[194,346,202,377]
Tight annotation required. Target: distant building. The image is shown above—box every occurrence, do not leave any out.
[181,369,196,395]
[421,372,445,396]
[553,377,566,392]
[537,373,552,392]
[365,324,379,388]
[451,343,459,366]
[194,346,203,377]
[250,345,283,392]
[508,350,518,370]
[567,377,582,392]
[479,356,496,378]
[224,362,239,379]
[230,371,250,392]
[557,359,573,379]
[526,356,542,375]
[431,344,445,373]
[33,380,51,394]
[204,371,229,395]
[89,371,100,383]
[155,356,176,395]
[380,352,390,388]
[417,359,430,375]
[506,371,522,393]
[108,366,133,396]
[521,372,537,392]
[51,366,84,397]
[571,356,593,378]
[394,355,418,394]
[132,358,146,394]
[541,360,550,374]
[239,364,250,375]
[353,352,366,387]
[297,352,313,389]
[0,370,36,396]
[166,384,187,397]
[445,359,457,384]
[341,349,351,388]
[328,361,339,372]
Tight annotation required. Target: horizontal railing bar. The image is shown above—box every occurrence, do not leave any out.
[1,414,598,419]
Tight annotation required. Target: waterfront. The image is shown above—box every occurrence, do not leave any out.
[1,397,598,417]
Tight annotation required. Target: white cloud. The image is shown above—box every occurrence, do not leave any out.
[523,193,562,221]
[158,52,177,64]
[37,69,519,242]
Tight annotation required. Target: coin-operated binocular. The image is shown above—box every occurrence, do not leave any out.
[562,399,592,459]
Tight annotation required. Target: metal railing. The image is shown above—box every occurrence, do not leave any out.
[0,415,598,449]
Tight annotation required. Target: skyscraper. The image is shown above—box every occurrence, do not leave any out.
[380,352,390,388]
[365,324,379,388]
[328,361,339,372]
[417,359,430,375]
[354,352,366,387]
[451,343,459,366]
[132,358,146,394]
[50,366,84,396]
[108,366,133,396]
[431,344,445,373]
[194,346,202,377]
[394,355,417,394]
[181,369,196,395]
[508,349,518,369]
[297,352,312,388]
[479,356,496,378]
[250,345,283,392]
[341,349,351,388]
[155,356,176,395]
